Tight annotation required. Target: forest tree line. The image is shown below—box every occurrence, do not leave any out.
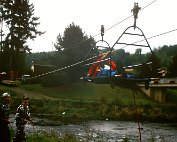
[28,44,177,76]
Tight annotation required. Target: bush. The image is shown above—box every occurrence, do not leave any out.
[166,89,177,103]
[42,71,70,87]
[26,130,78,142]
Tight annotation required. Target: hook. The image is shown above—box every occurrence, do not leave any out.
[131,3,141,29]
[101,25,104,42]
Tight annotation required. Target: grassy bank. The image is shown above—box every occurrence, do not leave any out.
[19,82,155,104]
[1,82,177,141]
[1,82,177,124]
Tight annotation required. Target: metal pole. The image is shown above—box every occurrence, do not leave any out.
[132,90,142,142]
[0,5,3,72]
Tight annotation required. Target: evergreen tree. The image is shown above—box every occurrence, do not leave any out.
[44,22,96,85]
[55,22,96,62]
[147,52,161,77]
[1,0,44,76]
[168,54,177,77]
[31,23,97,86]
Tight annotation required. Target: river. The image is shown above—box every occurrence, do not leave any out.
[19,120,177,142]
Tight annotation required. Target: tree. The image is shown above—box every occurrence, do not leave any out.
[1,0,44,76]
[51,23,96,84]
[55,23,95,60]
[135,48,142,62]
[147,52,161,77]
[168,54,177,77]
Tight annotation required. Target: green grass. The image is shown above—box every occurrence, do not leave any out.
[26,131,77,142]
[1,81,177,124]
[2,81,176,142]
[19,82,155,105]
[3,81,177,142]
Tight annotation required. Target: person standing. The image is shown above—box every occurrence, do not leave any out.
[13,96,32,142]
[0,92,11,142]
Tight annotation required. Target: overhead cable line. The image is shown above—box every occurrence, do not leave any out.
[32,0,159,78]
[68,0,159,62]
[31,55,98,79]
[32,27,177,79]
[33,0,158,63]
[140,0,158,11]
[114,28,177,52]
[93,0,158,37]
[69,0,159,53]
[146,28,177,41]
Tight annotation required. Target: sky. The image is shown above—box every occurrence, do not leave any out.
[28,0,177,53]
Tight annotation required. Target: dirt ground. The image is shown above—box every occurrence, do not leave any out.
[0,85,56,100]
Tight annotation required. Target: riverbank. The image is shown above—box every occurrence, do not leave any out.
[2,82,177,141]
[1,83,177,124]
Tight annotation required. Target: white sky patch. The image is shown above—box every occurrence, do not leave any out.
[27,0,177,53]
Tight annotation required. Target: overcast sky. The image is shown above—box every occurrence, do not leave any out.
[28,0,177,53]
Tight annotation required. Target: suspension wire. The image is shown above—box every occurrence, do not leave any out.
[31,0,162,79]
[140,0,158,11]
[112,27,177,53]
[91,0,158,38]
[32,0,158,63]
[146,28,177,41]
[31,55,98,79]
[31,27,177,79]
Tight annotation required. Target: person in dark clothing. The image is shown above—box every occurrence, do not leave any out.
[0,92,11,142]
[13,96,32,142]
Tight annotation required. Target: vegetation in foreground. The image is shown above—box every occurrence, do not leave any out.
[25,131,167,142]
[1,82,177,125]
[1,82,177,141]
[26,132,77,142]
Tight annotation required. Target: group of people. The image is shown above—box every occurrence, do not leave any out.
[0,92,32,142]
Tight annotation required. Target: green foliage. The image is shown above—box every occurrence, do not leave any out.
[51,23,96,85]
[15,82,177,123]
[42,71,70,87]
[1,82,177,126]
[168,53,177,76]
[113,45,177,77]
[147,52,161,77]
[166,89,177,103]
[27,43,177,88]
[26,131,77,142]
[0,0,44,74]
[55,23,96,59]
[156,45,177,76]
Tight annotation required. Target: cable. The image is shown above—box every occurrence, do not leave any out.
[31,55,98,79]
[93,15,133,38]
[93,0,158,37]
[147,28,177,41]
[113,28,177,52]
[32,0,158,63]
[140,0,158,11]
[31,0,161,78]
[32,27,177,79]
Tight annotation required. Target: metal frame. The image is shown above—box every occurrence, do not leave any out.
[111,25,153,53]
